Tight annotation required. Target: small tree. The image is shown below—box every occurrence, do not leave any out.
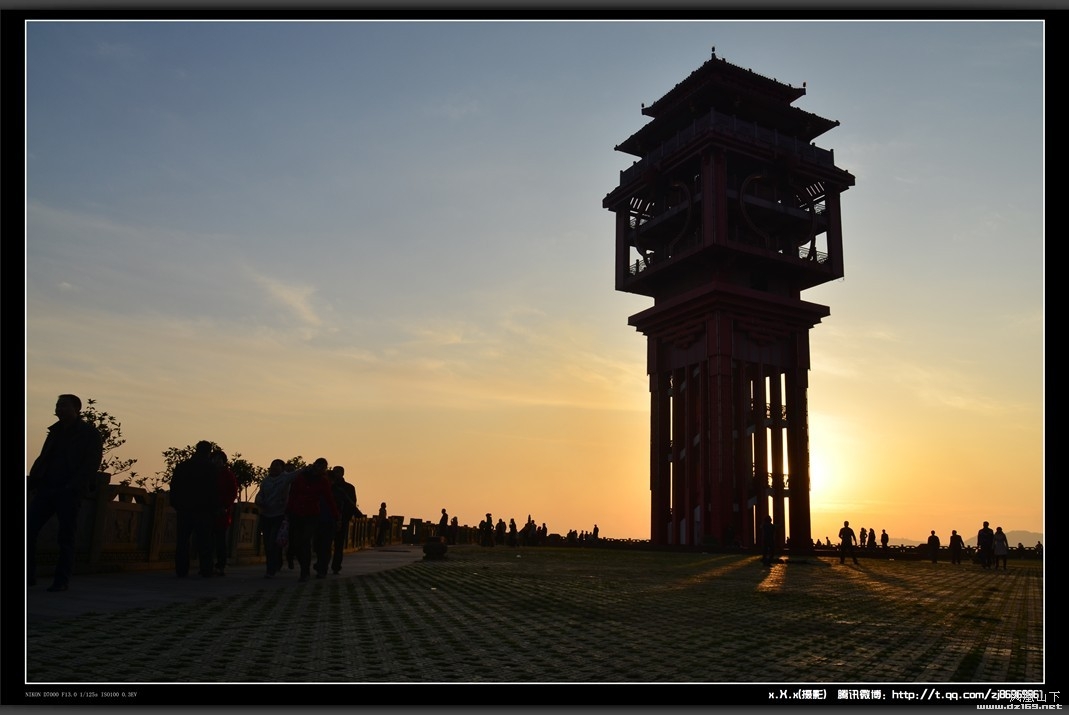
[285,455,308,471]
[155,444,271,501]
[81,398,139,485]
[228,455,264,502]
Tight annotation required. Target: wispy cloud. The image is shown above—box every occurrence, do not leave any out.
[244,266,324,328]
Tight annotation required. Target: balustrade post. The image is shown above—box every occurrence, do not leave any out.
[147,490,168,563]
[87,472,112,566]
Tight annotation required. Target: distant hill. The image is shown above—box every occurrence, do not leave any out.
[889,530,1042,548]
[964,530,1043,549]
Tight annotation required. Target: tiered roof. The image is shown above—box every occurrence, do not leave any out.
[615,51,840,158]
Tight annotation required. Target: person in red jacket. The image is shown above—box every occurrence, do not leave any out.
[211,450,239,576]
[285,458,339,582]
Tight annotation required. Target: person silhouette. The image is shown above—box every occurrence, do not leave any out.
[27,394,104,592]
[255,459,299,578]
[375,502,389,547]
[927,530,940,563]
[170,441,219,579]
[977,521,995,569]
[838,520,859,564]
[761,515,775,566]
[480,513,494,547]
[328,466,357,574]
[285,458,338,582]
[948,529,965,564]
[211,449,239,576]
[992,526,1010,570]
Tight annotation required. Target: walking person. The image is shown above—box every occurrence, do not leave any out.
[838,520,859,564]
[375,502,390,546]
[255,459,300,578]
[328,465,357,574]
[438,508,449,540]
[480,513,495,547]
[948,529,965,564]
[211,449,239,576]
[927,530,940,563]
[169,441,219,579]
[761,515,775,566]
[977,521,995,569]
[523,515,537,547]
[286,458,339,582]
[27,394,104,592]
[992,526,1010,570]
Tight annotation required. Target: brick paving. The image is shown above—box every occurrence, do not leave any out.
[23,545,1043,685]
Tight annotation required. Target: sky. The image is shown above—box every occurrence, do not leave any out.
[23,19,1044,544]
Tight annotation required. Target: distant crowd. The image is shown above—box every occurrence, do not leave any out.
[468,514,600,548]
[825,519,1041,568]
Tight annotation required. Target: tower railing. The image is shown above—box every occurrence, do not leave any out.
[628,237,828,277]
[619,108,835,187]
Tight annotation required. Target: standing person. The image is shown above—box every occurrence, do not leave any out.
[449,516,459,545]
[169,441,219,579]
[285,458,339,582]
[255,459,299,578]
[948,529,965,564]
[507,518,519,548]
[838,520,859,565]
[285,460,300,571]
[992,526,1010,570]
[859,527,867,549]
[927,530,941,563]
[328,466,357,574]
[761,515,775,566]
[522,515,536,547]
[375,502,390,546]
[480,513,494,547]
[211,450,239,576]
[26,394,104,592]
[977,521,995,569]
[880,529,889,550]
[438,509,449,540]
[867,528,877,551]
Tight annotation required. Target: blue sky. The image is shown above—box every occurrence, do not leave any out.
[25,20,1044,542]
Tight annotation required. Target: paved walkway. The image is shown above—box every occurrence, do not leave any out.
[20,546,1044,693]
[25,546,424,623]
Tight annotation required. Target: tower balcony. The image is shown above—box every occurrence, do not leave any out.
[616,107,837,190]
[627,241,829,278]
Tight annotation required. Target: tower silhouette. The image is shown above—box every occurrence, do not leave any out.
[603,51,855,550]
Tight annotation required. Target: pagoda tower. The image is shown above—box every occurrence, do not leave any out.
[603,51,855,550]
